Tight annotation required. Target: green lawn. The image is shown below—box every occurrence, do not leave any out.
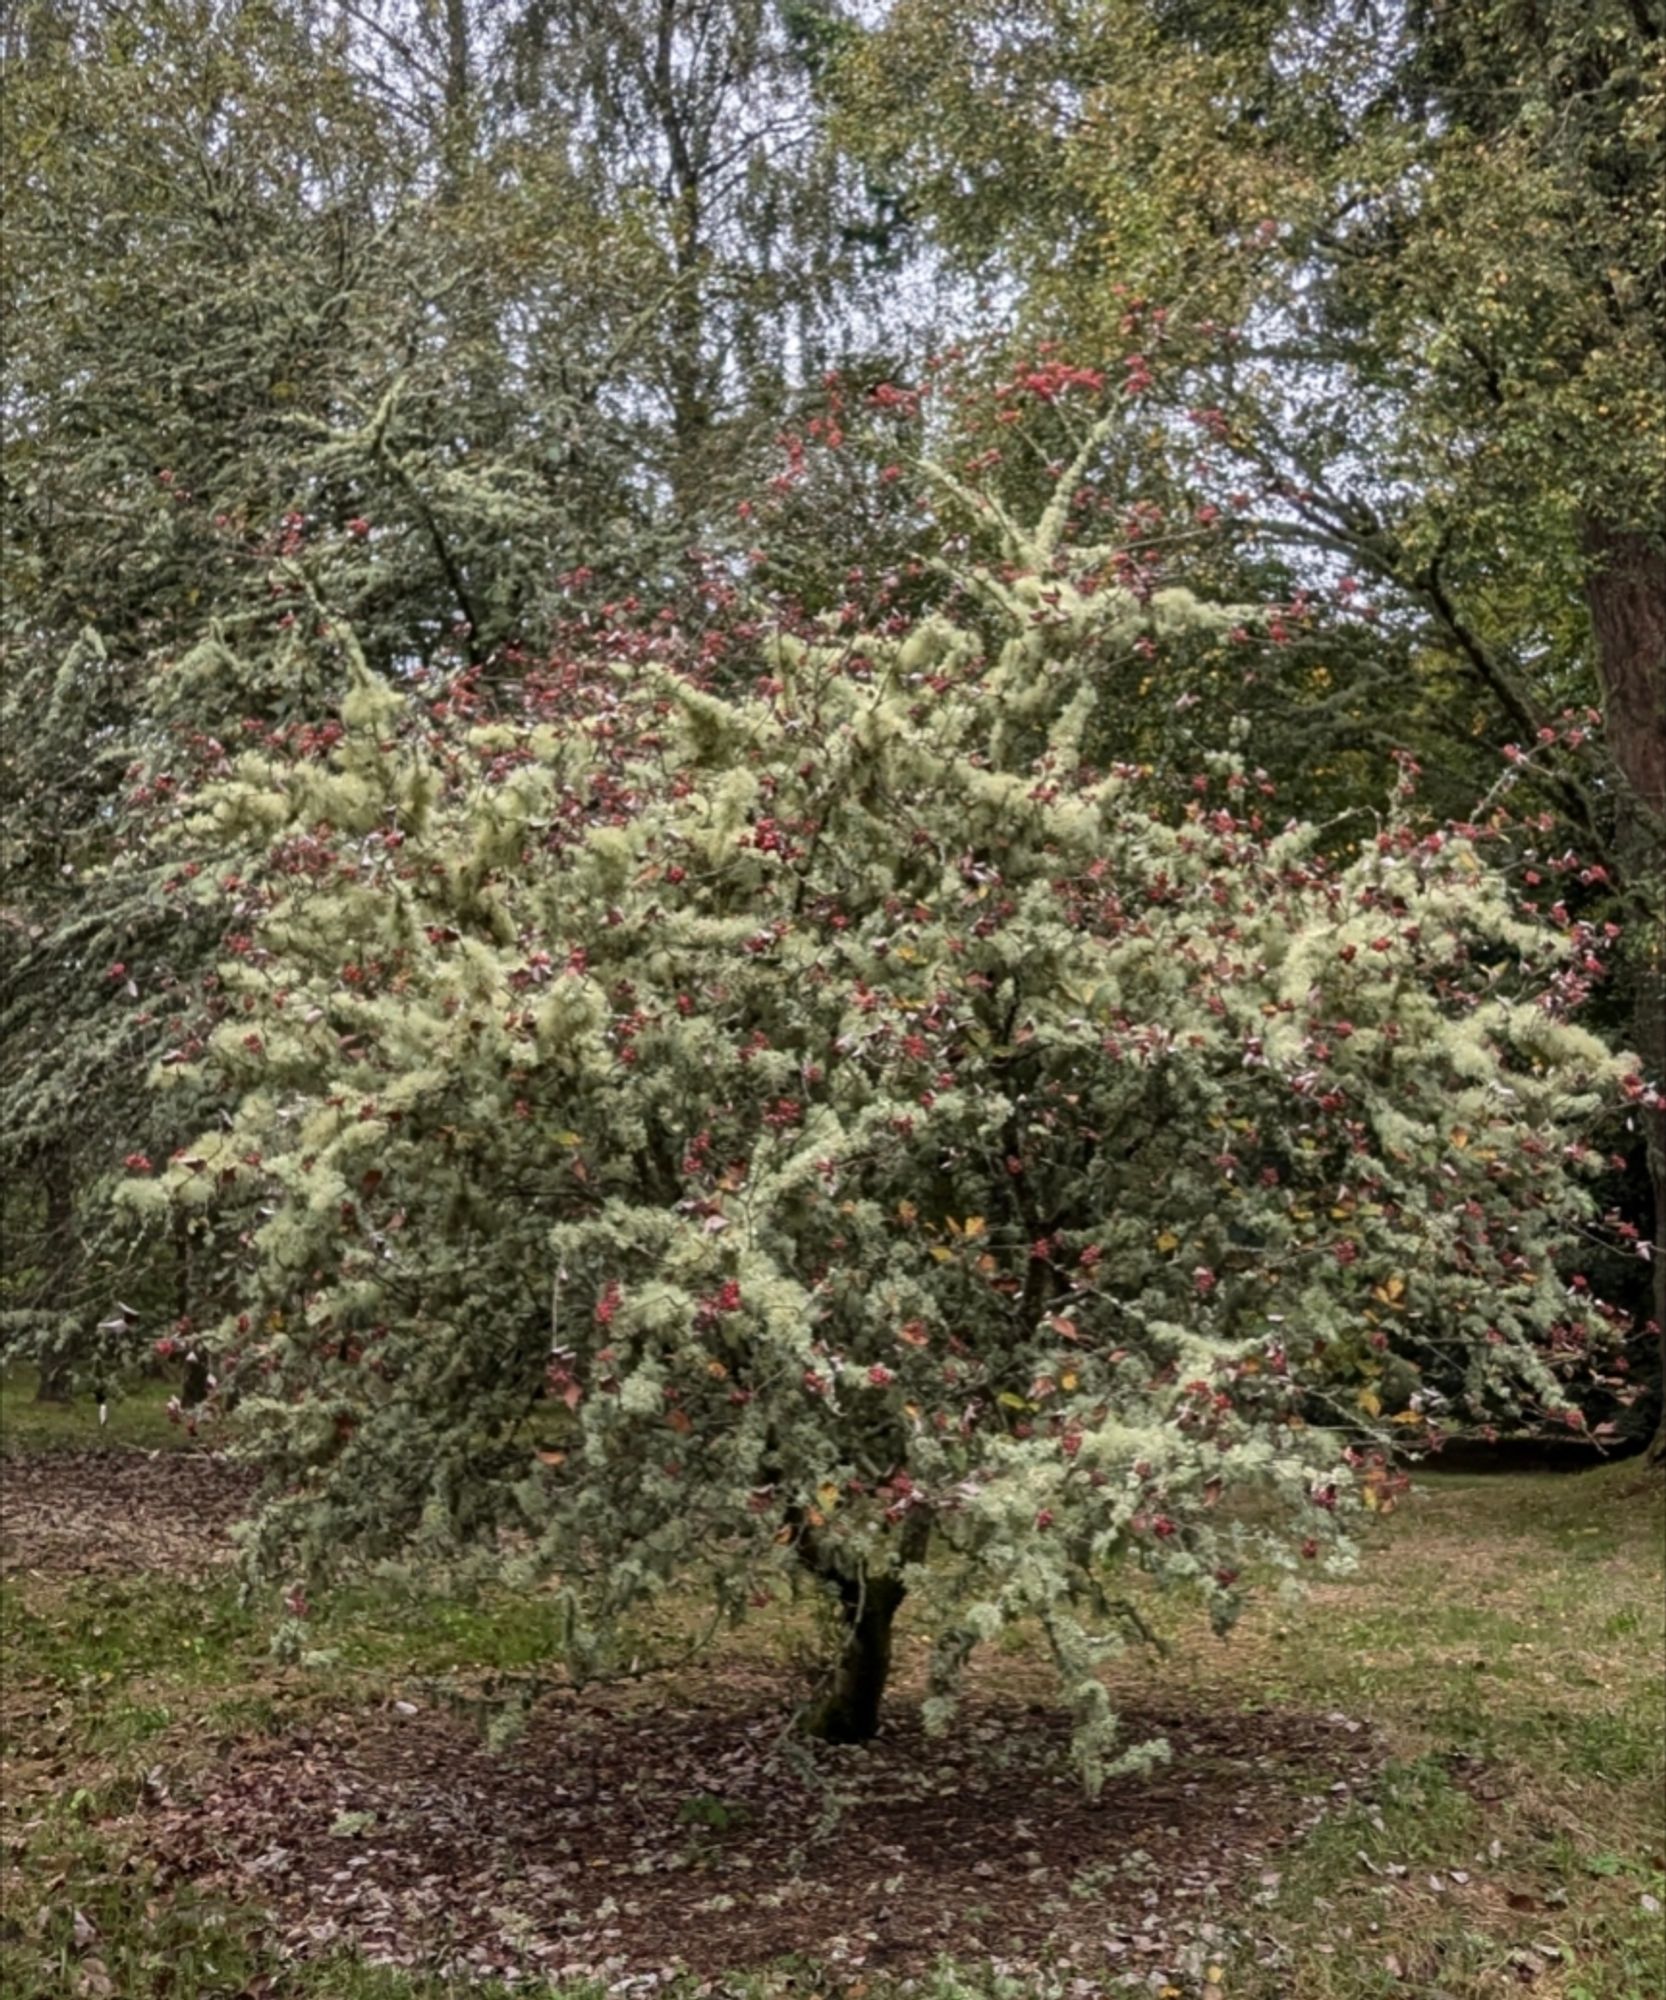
[0,1365,194,1453]
[2,1374,1661,1999]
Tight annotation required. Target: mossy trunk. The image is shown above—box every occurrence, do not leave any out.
[806,1572,907,1744]
[797,1508,931,1745]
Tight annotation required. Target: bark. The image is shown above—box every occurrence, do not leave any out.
[650,0,713,513]
[1579,520,1666,1463]
[31,1152,75,1401]
[807,1569,908,1744]
[181,1351,211,1407]
[174,1209,210,1406]
[798,1510,931,1744]
[33,1354,71,1403]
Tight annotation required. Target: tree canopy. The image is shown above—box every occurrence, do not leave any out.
[116,425,1646,1758]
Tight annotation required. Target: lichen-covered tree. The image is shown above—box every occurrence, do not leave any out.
[131,433,1643,1775]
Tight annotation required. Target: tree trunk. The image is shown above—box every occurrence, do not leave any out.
[808,1571,908,1744]
[1648,1153,1666,1469]
[1579,520,1666,1464]
[798,1509,931,1744]
[33,1352,71,1403]
[650,0,712,518]
[173,1210,211,1406]
[32,1152,76,1401]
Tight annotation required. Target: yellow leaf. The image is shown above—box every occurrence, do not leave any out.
[897,1200,918,1224]
[1451,1128,1470,1149]
[1383,1273,1406,1302]
[557,1130,583,1147]
[929,1245,954,1264]
[963,1215,987,1239]
[1392,1408,1424,1426]
[997,1391,1029,1411]
[1362,1484,1380,1511]
[1358,1389,1382,1417]
[1155,1230,1180,1253]
[816,1481,840,1510]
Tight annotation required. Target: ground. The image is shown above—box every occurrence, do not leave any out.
[1,1372,1661,1999]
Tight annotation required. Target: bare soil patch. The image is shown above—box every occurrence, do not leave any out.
[133,1681,1380,1990]
[0,1447,257,1578]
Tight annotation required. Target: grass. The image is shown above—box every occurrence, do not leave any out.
[1179,1469,1666,2000]
[0,1363,195,1453]
[3,1373,1662,1999]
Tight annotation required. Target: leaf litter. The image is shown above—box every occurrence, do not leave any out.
[0,1446,257,1579]
[4,1443,1388,1992]
[130,1683,1382,1990]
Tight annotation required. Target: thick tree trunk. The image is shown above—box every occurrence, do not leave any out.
[808,1571,908,1744]
[798,1510,931,1744]
[1579,520,1666,1463]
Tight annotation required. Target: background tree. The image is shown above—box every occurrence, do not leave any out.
[833,0,1666,1447]
[1,0,924,1388]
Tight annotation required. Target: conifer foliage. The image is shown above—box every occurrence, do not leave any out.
[133,431,1642,1775]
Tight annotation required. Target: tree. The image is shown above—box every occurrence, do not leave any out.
[4,0,859,1387]
[833,0,1666,1450]
[130,427,1641,1769]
